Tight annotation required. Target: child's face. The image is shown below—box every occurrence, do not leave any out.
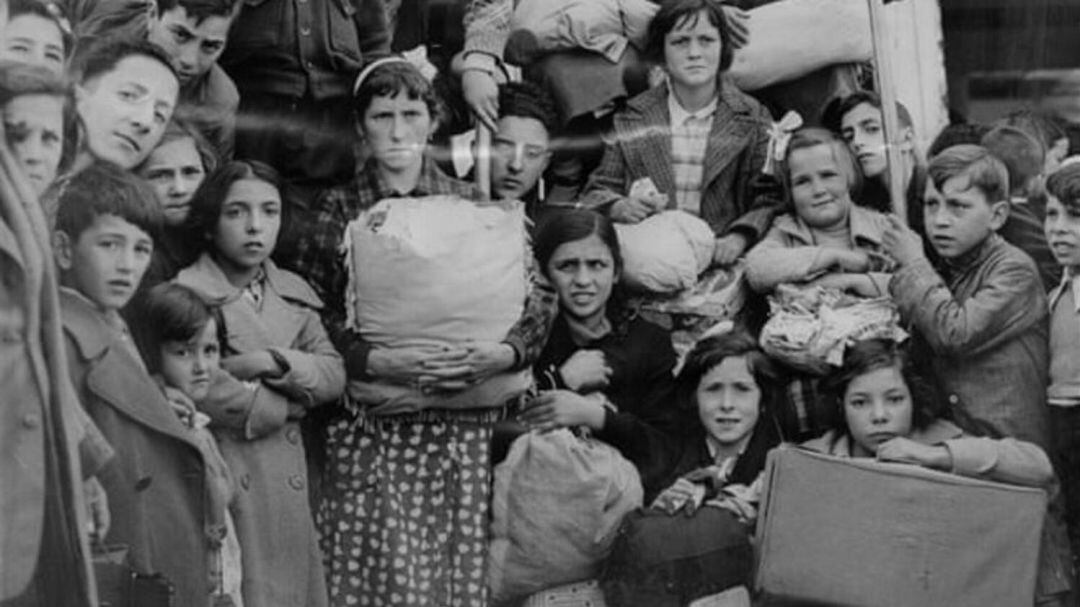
[788,143,853,230]
[147,6,231,86]
[3,93,64,196]
[1045,193,1080,271]
[159,318,220,403]
[663,10,722,92]
[140,137,206,227]
[0,14,65,76]
[546,233,617,326]
[57,214,153,311]
[696,355,761,451]
[922,175,1007,259]
[76,55,178,170]
[843,364,914,457]
[361,91,434,175]
[212,178,281,274]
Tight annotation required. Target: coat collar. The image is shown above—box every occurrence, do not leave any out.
[770,205,886,247]
[176,253,324,309]
[60,287,118,360]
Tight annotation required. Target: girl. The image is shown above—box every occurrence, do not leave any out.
[138,119,218,287]
[175,160,345,607]
[804,338,1074,606]
[0,62,70,197]
[136,282,243,607]
[517,209,679,491]
[601,331,784,606]
[0,0,70,76]
[579,0,781,266]
[307,59,555,607]
[745,127,895,296]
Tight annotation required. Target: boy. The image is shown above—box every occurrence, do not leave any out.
[883,144,1051,450]
[981,125,1060,290]
[1044,163,1080,556]
[54,162,213,607]
[146,0,241,158]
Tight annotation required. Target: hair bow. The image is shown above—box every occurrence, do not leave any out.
[762,110,804,176]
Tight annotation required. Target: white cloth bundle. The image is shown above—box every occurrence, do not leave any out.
[615,210,716,294]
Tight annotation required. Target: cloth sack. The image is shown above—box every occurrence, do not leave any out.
[510,0,656,63]
[489,429,644,602]
[343,195,527,348]
[615,211,716,294]
[759,285,906,375]
[600,506,754,607]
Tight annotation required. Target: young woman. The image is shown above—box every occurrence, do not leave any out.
[601,331,784,606]
[579,0,781,266]
[517,210,679,490]
[137,119,218,287]
[824,91,927,228]
[304,58,555,607]
[175,160,345,607]
[745,127,895,296]
[804,338,1074,606]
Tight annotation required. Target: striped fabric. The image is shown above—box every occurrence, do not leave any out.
[669,93,718,215]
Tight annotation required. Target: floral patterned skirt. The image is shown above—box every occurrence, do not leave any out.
[319,410,498,607]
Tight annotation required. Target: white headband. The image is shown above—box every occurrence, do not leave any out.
[352,56,414,96]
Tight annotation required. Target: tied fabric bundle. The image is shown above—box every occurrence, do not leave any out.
[342,196,532,414]
[759,285,907,375]
[615,210,716,294]
[489,429,644,602]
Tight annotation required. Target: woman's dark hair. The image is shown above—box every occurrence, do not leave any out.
[185,159,287,252]
[644,0,737,73]
[8,0,73,57]
[352,59,444,129]
[780,127,864,210]
[73,36,178,87]
[134,282,217,373]
[533,209,623,278]
[821,338,942,433]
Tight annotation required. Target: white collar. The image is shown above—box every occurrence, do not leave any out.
[1051,268,1080,312]
[668,90,718,126]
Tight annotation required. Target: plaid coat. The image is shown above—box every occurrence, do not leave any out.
[579,80,782,243]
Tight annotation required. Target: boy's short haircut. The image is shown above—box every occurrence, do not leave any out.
[154,0,242,22]
[55,161,163,241]
[980,125,1044,195]
[134,282,216,372]
[8,0,74,56]
[928,144,1010,204]
[927,122,991,159]
[498,81,559,136]
[644,0,737,71]
[1046,164,1080,215]
[73,36,178,86]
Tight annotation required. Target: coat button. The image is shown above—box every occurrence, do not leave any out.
[285,427,300,445]
[240,474,251,490]
[135,476,152,491]
[21,413,39,429]
[288,475,305,491]
[948,394,959,405]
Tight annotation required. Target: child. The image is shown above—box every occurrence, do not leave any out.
[174,160,345,607]
[745,127,895,296]
[579,0,781,266]
[54,161,214,607]
[981,125,1061,290]
[137,282,244,607]
[0,62,69,197]
[1043,163,1080,559]
[883,144,1051,450]
[146,0,241,158]
[0,0,70,76]
[137,118,218,287]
